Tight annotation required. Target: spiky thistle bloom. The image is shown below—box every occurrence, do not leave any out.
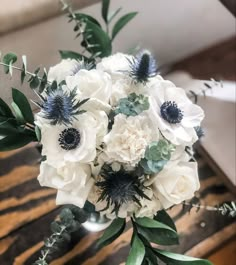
[128,50,157,83]
[194,126,204,139]
[37,87,89,125]
[96,165,150,215]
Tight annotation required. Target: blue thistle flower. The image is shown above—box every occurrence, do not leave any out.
[96,165,150,215]
[194,126,204,139]
[128,50,158,83]
[37,87,89,125]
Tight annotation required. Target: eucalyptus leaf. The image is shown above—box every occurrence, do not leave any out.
[102,0,110,23]
[35,126,41,142]
[0,120,18,136]
[3,53,17,74]
[21,55,27,84]
[154,249,213,265]
[112,12,137,40]
[12,88,34,124]
[97,218,125,248]
[126,233,145,265]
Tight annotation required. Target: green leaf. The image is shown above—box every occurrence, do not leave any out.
[112,12,137,40]
[39,69,48,93]
[35,126,41,142]
[21,55,27,84]
[135,217,176,232]
[108,7,122,24]
[0,98,14,117]
[154,210,177,232]
[71,13,101,27]
[126,233,145,265]
[154,249,213,265]
[0,133,35,151]
[59,50,90,62]
[102,0,110,23]
[137,226,179,246]
[12,88,34,124]
[97,218,125,248]
[83,20,112,58]
[11,102,25,124]
[0,119,17,136]
[3,53,17,74]
[29,76,40,89]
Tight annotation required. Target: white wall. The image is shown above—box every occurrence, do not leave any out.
[0,0,235,105]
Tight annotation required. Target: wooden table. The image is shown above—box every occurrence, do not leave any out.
[0,146,235,265]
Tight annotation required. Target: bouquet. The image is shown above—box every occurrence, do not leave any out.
[0,1,235,264]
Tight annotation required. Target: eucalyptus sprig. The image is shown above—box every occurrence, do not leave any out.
[33,206,89,265]
[182,200,236,218]
[0,52,50,93]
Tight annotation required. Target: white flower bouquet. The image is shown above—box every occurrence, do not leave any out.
[0,1,235,264]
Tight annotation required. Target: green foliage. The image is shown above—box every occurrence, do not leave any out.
[2,53,17,74]
[59,50,91,62]
[97,218,126,248]
[154,210,177,232]
[135,216,179,246]
[33,205,89,265]
[154,249,213,265]
[112,12,138,40]
[115,93,150,117]
[82,20,112,58]
[102,0,110,23]
[126,233,145,265]
[12,88,34,124]
[140,140,175,174]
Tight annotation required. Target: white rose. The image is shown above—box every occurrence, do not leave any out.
[148,80,204,145]
[152,161,200,209]
[37,112,98,168]
[66,69,112,104]
[104,114,159,166]
[97,53,133,81]
[38,162,94,208]
[48,59,81,83]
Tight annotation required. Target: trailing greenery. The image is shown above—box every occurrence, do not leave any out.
[115,93,150,117]
[33,206,89,265]
[0,52,50,93]
[60,0,137,61]
[140,139,175,174]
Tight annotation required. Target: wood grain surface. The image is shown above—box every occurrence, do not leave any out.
[0,146,235,265]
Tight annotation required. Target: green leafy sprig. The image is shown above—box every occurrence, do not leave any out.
[182,201,236,218]
[0,52,49,93]
[59,0,137,60]
[33,206,89,265]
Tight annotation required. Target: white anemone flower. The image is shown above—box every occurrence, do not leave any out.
[37,112,98,168]
[148,82,204,145]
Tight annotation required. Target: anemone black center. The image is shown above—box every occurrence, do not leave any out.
[58,128,81,150]
[160,101,183,124]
